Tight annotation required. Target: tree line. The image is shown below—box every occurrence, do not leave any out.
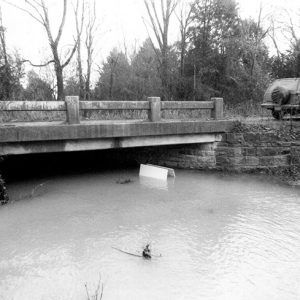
[0,0,299,105]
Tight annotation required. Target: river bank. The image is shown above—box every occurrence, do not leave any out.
[0,174,9,205]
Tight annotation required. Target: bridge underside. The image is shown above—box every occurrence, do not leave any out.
[0,120,234,156]
[0,133,223,155]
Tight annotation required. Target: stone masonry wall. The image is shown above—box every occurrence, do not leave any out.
[215,122,300,174]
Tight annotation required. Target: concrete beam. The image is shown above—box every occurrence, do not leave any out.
[121,133,222,148]
[0,133,222,155]
[0,120,235,143]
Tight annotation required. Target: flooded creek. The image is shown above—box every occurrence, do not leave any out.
[1,169,300,299]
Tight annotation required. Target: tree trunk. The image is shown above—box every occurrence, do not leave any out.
[109,70,114,100]
[85,74,91,100]
[161,48,169,100]
[77,42,85,100]
[55,62,64,101]
[180,43,185,77]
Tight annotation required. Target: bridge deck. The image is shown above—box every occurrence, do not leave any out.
[0,119,235,155]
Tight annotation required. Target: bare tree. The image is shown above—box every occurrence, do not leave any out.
[269,17,282,58]
[108,54,119,100]
[4,0,78,100]
[176,1,194,77]
[241,4,270,77]
[281,9,299,48]
[144,0,178,100]
[74,0,97,101]
[268,7,300,76]
[85,0,97,101]
[0,7,10,98]
[74,0,85,100]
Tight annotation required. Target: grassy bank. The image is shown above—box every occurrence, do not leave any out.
[224,101,270,119]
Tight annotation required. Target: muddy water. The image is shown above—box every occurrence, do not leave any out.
[0,169,300,300]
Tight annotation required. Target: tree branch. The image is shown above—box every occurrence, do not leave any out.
[55,0,67,45]
[142,17,162,65]
[144,0,163,49]
[21,59,55,67]
[2,0,43,25]
[25,0,45,24]
[151,0,164,38]
[40,0,54,44]
[62,40,78,69]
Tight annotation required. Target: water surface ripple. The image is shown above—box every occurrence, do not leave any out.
[0,170,300,299]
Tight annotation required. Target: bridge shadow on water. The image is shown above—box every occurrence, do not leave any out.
[1,149,140,183]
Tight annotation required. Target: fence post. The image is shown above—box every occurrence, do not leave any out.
[148,97,161,122]
[211,97,223,120]
[65,96,80,124]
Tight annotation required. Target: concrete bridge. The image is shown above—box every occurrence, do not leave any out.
[0,97,234,156]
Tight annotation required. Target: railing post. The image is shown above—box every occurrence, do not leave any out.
[148,97,161,122]
[65,96,80,124]
[211,97,223,120]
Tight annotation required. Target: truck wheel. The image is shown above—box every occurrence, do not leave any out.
[272,109,284,120]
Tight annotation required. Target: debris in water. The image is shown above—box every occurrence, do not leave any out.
[112,246,142,258]
[116,178,134,184]
[19,181,50,201]
[112,244,161,259]
[147,164,176,178]
[139,164,175,180]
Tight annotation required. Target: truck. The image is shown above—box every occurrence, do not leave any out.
[261,78,300,119]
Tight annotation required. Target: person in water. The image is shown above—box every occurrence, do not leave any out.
[142,244,151,259]
[112,243,157,259]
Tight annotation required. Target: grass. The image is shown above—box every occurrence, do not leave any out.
[0,111,66,123]
[1,109,212,123]
[224,100,270,119]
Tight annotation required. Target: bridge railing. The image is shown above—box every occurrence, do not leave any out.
[0,96,223,124]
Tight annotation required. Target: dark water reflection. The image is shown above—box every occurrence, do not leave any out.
[0,169,300,299]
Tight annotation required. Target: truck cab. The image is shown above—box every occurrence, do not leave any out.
[261,78,300,119]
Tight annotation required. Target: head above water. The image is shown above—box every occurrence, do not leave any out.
[143,243,151,259]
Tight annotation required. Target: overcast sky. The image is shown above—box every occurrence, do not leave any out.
[0,0,299,80]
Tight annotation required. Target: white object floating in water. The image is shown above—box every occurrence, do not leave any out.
[147,164,175,178]
[139,176,168,190]
[139,164,175,180]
